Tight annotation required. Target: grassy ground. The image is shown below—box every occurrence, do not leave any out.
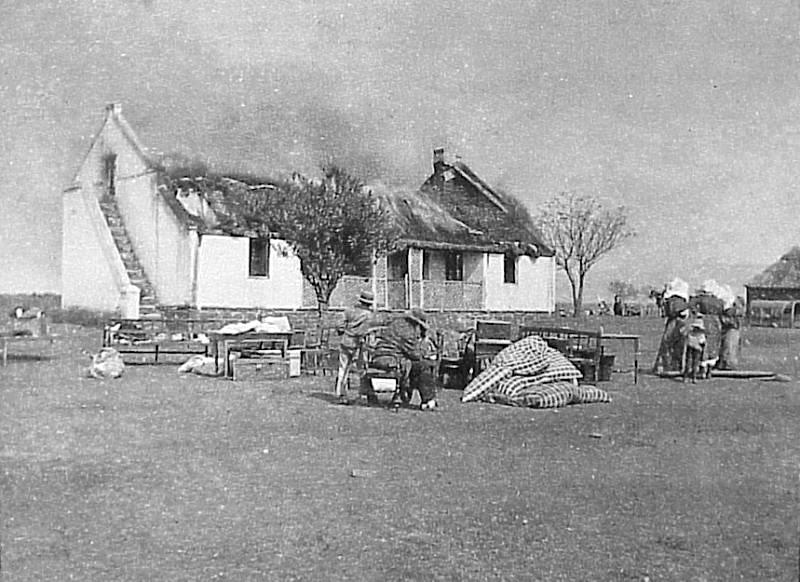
[1,320,799,581]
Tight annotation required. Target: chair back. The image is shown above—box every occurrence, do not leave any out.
[289,330,306,349]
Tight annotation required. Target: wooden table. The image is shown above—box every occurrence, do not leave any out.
[209,331,294,378]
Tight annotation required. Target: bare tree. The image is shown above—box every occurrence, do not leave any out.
[536,192,634,316]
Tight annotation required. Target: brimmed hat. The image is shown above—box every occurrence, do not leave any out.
[357,290,375,307]
[404,307,429,329]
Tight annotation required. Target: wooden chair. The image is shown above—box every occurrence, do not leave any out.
[302,327,332,375]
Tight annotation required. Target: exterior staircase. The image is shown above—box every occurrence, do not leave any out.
[98,196,160,318]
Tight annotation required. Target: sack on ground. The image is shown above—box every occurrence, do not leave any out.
[88,347,125,379]
[178,355,220,376]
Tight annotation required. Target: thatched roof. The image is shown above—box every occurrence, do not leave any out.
[374,187,543,254]
[152,150,552,257]
[156,166,284,236]
[748,246,800,287]
[417,156,554,256]
[372,186,476,242]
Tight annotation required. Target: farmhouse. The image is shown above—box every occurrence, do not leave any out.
[377,148,555,312]
[62,104,556,317]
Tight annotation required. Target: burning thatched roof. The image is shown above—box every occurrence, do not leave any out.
[156,165,284,236]
[416,151,554,256]
[373,186,545,255]
[153,152,552,257]
[748,247,800,288]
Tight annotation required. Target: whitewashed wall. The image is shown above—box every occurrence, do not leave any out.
[484,253,555,312]
[61,187,126,311]
[115,173,195,305]
[71,108,196,306]
[195,235,304,309]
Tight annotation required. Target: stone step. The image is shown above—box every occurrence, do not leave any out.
[120,254,141,264]
[101,198,161,311]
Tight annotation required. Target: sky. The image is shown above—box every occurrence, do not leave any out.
[2,0,800,302]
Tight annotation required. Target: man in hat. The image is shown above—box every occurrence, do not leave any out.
[363,307,437,410]
[334,290,377,404]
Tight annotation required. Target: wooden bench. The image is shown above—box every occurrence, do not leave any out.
[102,318,229,363]
[517,325,604,383]
[1,313,55,366]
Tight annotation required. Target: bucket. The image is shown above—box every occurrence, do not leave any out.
[288,349,301,377]
[599,355,615,382]
[439,357,464,390]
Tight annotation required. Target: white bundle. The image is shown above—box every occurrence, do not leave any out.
[178,355,220,376]
[88,348,125,379]
[664,277,690,301]
[700,279,737,309]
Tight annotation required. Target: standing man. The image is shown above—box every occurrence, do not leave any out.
[334,290,376,405]
[613,295,624,316]
[364,307,437,411]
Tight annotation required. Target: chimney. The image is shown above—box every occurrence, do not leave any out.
[433,147,445,173]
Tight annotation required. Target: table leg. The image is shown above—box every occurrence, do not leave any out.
[213,340,222,375]
[223,340,233,378]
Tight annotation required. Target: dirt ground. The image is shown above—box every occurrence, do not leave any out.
[1,318,799,581]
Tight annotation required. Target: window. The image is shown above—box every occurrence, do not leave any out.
[504,253,517,284]
[345,252,373,278]
[445,251,463,281]
[249,238,270,277]
[103,154,117,198]
[388,251,408,280]
[422,250,431,280]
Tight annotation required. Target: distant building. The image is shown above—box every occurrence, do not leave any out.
[746,247,800,302]
[62,105,556,317]
[745,247,800,326]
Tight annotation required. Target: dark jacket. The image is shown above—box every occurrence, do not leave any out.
[372,316,421,361]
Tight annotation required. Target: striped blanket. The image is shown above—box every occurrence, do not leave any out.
[483,381,611,409]
[461,338,582,403]
[461,335,610,409]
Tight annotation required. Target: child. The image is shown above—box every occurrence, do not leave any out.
[416,327,439,410]
[682,315,707,383]
[396,323,438,409]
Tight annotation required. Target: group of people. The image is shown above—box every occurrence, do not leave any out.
[652,278,744,379]
[333,290,438,411]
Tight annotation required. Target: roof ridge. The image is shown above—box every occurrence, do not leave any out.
[452,160,507,213]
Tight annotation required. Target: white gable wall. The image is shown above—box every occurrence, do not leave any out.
[62,186,128,311]
[114,173,195,305]
[70,109,195,306]
[74,115,150,190]
[484,253,555,312]
[195,235,304,309]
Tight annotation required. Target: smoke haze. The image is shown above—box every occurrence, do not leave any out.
[3,1,800,298]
